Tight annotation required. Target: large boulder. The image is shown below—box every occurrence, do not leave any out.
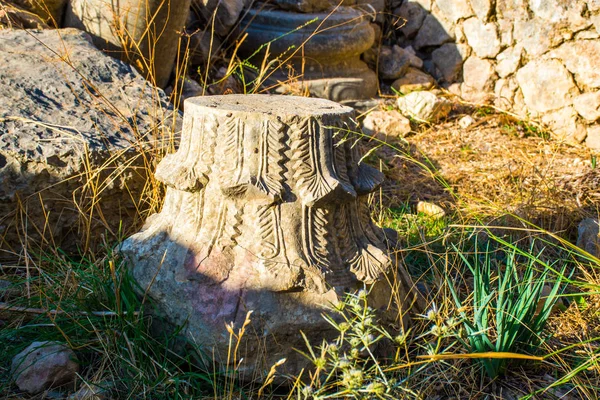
[0,29,178,258]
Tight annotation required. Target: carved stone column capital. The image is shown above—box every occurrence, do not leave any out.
[121,94,422,376]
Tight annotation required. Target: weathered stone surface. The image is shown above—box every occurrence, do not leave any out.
[433,0,472,23]
[11,342,79,394]
[458,115,475,128]
[462,56,495,93]
[394,1,428,37]
[547,40,600,89]
[494,77,518,110]
[586,125,600,149]
[462,17,501,58]
[414,13,454,49]
[432,43,469,82]
[495,0,528,20]
[470,0,492,21]
[391,67,435,94]
[362,110,412,138]
[497,17,514,46]
[397,91,451,122]
[577,218,600,257]
[0,1,49,28]
[378,45,411,80]
[0,29,177,256]
[541,107,587,143]
[191,0,245,36]
[65,0,191,88]
[573,92,600,122]
[10,0,66,25]
[121,95,423,377]
[238,7,377,101]
[589,0,600,12]
[495,46,522,78]
[516,59,579,114]
[529,0,589,29]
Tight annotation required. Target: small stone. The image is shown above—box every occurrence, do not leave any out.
[458,115,475,128]
[11,341,79,394]
[433,0,473,23]
[397,91,451,122]
[541,107,587,143]
[391,67,435,94]
[577,218,600,257]
[547,40,600,89]
[416,201,445,218]
[573,92,600,122]
[394,1,428,37]
[362,110,412,138]
[378,45,411,80]
[495,46,522,78]
[414,14,454,49]
[516,59,579,114]
[432,43,469,83]
[462,17,501,58]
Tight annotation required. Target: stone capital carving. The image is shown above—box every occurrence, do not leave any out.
[121,95,422,376]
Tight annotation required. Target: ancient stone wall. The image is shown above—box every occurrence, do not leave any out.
[394,0,600,148]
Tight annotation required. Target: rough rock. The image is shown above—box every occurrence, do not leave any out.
[586,125,600,149]
[394,1,428,37]
[516,59,579,114]
[411,0,431,10]
[462,17,501,58]
[397,91,451,122]
[391,67,435,94]
[121,94,424,378]
[416,201,445,218]
[577,218,600,257]
[529,0,589,29]
[494,78,519,110]
[433,0,472,23]
[589,0,600,12]
[0,29,177,255]
[432,43,469,82]
[470,0,492,21]
[495,46,522,78]
[547,40,600,89]
[362,110,412,138]
[461,56,496,93]
[165,76,204,110]
[498,17,514,46]
[10,0,67,25]
[414,13,454,49]
[496,0,528,20]
[191,0,244,36]
[404,46,424,68]
[65,0,190,88]
[11,341,79,394]
[378,45,411,80]
[0,1,49,28]
[513,18,563,57]
[541,107,587,143]
[458,115,475,128]
[573,92,600,122]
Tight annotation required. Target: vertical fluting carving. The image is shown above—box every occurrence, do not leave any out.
[121,95,422,377]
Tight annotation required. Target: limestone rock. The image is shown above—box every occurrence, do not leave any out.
[496,0,528,20]
[577,218,600,257]
[11,341,79,394]
[394,1,428,37]
[433,0,472,23]
[459,115,475,128]
[541,107,587,143]
[432,43,469,83]
[461,56,496,94]
[414,13,454,49]
[65,0,191,88]
[589,0,600,12]
[0,29,177,255]
[547,40,600,89]
[516,59,579,114]
[391,67,435,94]
[495,46,522,78]
[513,18,563,57]
[494,78,518,110]
[498,17,514,46]
[470,0,492,21]
[529,0,589,29]
[586,125,600,149]
[462,17,501,58]
[417,201,445,218]
[121,94,423,378]
[379,45,411,80]
[397,91,451,122]
[362,110,412,138]
[573,92,600,122]
[404,46,424,68]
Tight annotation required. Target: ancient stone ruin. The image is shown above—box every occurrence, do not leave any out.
[121,94,422,375]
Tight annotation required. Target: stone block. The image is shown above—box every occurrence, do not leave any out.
[541,107,587,143]
[495,46,522,78]
[462,17,501,58]
[362,110,412,138]
[432,43,469,83]
[414,13,454,49]
[433,0,473,23]
[470,0,492,21]
[392,67,435,94]
[397,91,451,121]
[573,92,600,122]
[548,40,600,89]
[394,1,428,38]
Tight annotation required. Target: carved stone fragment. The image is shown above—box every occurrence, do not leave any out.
[121,95,422,377]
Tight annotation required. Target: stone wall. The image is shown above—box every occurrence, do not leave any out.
[394,0,600,148]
